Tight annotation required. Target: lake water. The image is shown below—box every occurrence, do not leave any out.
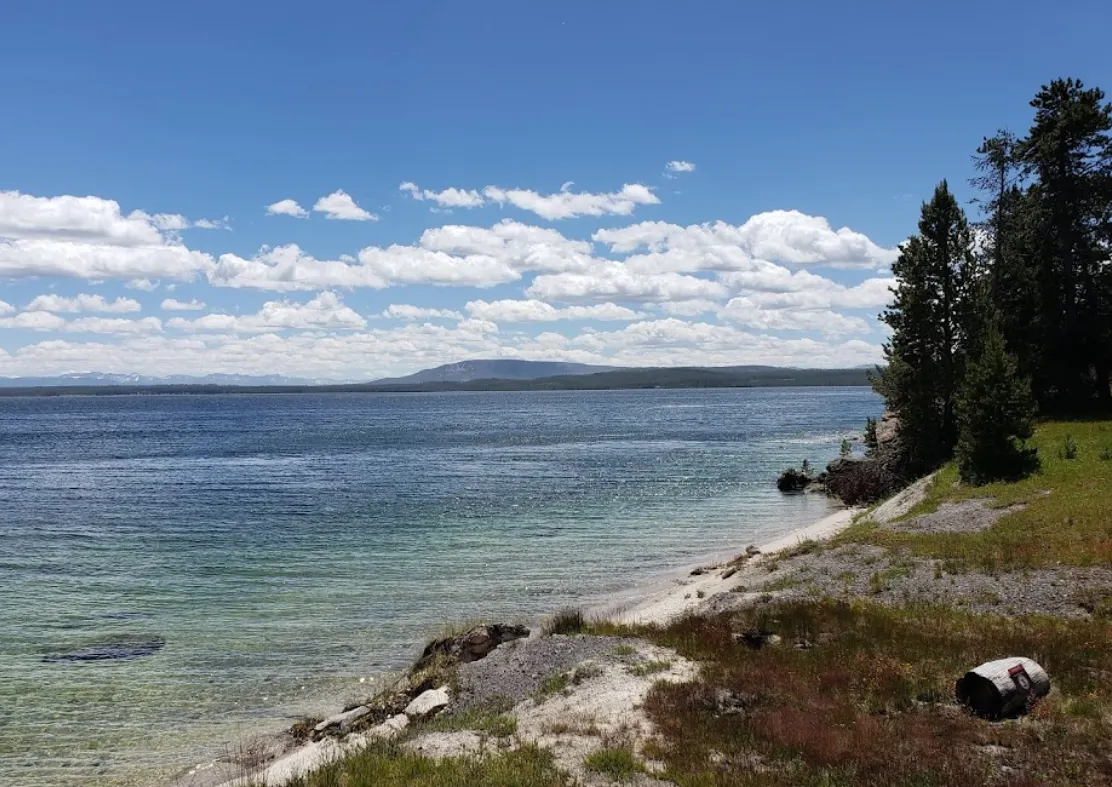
[0,387,880,786]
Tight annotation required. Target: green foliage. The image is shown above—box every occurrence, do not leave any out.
[1062,434,1080,460]
[1100,447,1112,461]
[863,416,879,456]
[955,316,1039,484]
[628,659,672,677]
[877,181,981,476]
[840,438,852,457]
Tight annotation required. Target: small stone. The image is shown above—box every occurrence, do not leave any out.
[721,567,739,580]
[405,687,450,719]
[745,545,761,557]
[690,567,706,576]
[313,706,371,739]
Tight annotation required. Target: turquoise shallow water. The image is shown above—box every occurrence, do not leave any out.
[0,387,880,786]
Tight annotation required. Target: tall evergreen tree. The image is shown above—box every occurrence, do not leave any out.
[955,313,1038,484]
[875,181,981,475]
[1015,78,1112,411]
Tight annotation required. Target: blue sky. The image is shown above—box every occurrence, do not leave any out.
[1,0,1109,380]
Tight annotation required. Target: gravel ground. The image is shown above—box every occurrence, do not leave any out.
[451,634,649,714]
[695,498,1112,620]
[886,499,1025,533]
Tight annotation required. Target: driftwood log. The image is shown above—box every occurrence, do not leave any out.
[956,657,1050,719]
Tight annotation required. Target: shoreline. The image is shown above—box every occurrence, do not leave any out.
[586,506,856,626]
[176,502,858,787]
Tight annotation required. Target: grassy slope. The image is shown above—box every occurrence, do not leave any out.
[840,420,1112,572]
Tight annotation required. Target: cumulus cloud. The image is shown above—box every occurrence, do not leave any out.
[0,311,67,331]
[594,213,896,270]
[465,299,643,323]
[312,190,377,221]
[127,279,159,291]
[665,160,696,174]
[397,180,662,221]
[0,300,14,316]
[65,316,163,335]
[719,298,871,336]
[266,199,309,218]
[399,182,485,209]
[527,264,727,303]
[161,298,207,311]
[25,293,142,314]
[382,304,464,320]
[167,292,366,333]
[483,182,660,221]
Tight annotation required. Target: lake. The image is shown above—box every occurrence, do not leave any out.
[0,387,880,786]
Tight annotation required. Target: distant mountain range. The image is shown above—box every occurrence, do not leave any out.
[0,360,873,395]
[0,372,314,388]
[370,359,618,385]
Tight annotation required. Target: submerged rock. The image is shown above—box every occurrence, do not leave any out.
[42,634,166,663]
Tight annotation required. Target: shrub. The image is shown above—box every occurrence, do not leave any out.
[777,466,811,492]
[583,746,643,781]
[1062,434,1079,460]
[1100,447,1112,462]
[544,608,585,636]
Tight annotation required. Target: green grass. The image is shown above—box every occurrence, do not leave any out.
[418,699,517,738]
[842,421,1112,572]
[582,746,644,782]
[612,644,637,656]
[544,608,586,636]
[533,664,603,703]
[618,599,1112,787]
[627,659,672,677]
[285,741,567,787]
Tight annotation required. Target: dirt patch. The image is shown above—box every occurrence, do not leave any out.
[886,499,1025,534]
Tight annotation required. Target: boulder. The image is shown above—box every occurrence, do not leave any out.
[312,706,372,739]
[405,687,450,719]
[415,623,529,670]
[824,454,904,505]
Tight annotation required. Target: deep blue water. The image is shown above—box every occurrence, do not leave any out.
[0,387,880,786]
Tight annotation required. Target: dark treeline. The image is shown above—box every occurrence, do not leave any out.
[0,366,871,398]
[875,77,1112,484]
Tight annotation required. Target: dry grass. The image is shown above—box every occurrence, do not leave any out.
[839,420,1112,572]
[621,599,1112,786]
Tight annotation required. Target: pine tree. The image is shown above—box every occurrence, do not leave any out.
[956,315,1039,484]
[1015,78,1112,411]
[876,181,981,475]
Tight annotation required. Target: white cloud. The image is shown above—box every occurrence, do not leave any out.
[482,183,660,220]
[167,292,366,333]
[665,160,696,174]
[382,304,464,320]
[209,245,389,291]
[65,316,163,335]
[161,298,207,311]
[400,182,485,209]
[0,311,67,331]
[127,279,159,291]
[266,199,309,218]
[25,293,142,314]
[465,299,643,323]
[719,297,871,336]
[527,264,727,303]
[0,300,13,316]
[656,299,721,316]
[312,190,377,221]
[398,181,662,220]
[594,213,896,270]
[0,238,214,282]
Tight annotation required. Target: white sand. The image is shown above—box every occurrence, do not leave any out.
[595,507,857,625]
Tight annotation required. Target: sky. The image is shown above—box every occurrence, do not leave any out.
[1,0,1109,381]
